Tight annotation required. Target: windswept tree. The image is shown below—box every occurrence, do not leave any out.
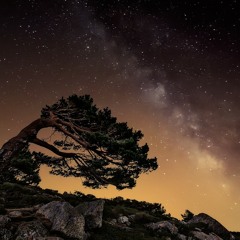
[0,95,158,189]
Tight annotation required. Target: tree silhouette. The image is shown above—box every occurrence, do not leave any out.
[181,210,194,222]
[0,95,158,189]
[3,147,41,186]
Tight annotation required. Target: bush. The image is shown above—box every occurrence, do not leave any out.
[7,149,41,186]
[0,182,24,191]
[0,182,36,195]
[176,221,209,236]
[133,212,159,224]
[109,197,167,218]
[89,222,158,240]
[181,210,194,222]
[103,205,138,220]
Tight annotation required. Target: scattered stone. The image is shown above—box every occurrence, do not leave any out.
[118,216,130,225]
[0,182,237,240]
[108,218,117,225]
[146,221,178,235]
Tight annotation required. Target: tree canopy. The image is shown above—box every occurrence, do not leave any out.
[0,95,158,189]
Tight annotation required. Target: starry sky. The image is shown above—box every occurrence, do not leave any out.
[1,0,240,231]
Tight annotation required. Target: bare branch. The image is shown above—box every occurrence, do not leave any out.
[31,138,76,158]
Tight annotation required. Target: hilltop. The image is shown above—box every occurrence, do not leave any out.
[0,182,239,240]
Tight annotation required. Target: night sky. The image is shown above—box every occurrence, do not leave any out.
[1,0,240,231]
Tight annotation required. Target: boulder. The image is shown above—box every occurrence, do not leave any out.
[37,201,86,240]
[108,219,117,225]
[209,233,225,240]
[177,233,187,240]
[145,221,178,235]
[75,200,104,229]
[0,215,12,240]
[188,213,234,240]
[15,220,48,240]
[191,231,223,240]
[0,215,10,227]
[118,216,130,226]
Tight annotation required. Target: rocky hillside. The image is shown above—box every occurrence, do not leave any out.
[0,182,239,240]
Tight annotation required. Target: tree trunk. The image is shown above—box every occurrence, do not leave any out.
[0,118,55,183]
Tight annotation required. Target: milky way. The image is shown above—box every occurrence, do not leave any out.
[1,0,240,230]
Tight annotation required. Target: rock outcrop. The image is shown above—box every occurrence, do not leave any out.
[37,201,86,240]
[146,221,178,235]
[188,213,235,240]
[75,199,105,229]
[190,231,223,240]
[0,200,104,239]
[0,183,238,240]
[118,216,130,225]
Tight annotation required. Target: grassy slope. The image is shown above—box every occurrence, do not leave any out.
[0,182,239,240]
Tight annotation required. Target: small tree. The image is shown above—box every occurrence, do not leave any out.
[5,147,41,186]
[0,95,158,189]
[181,210,194,222]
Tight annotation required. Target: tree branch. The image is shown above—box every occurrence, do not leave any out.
[30,138,76,158]
[53,122,90,149]
[57,119,93,133]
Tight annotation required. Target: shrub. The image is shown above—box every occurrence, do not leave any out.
[181,209,194,222]
[89,222,158,240]
[133,212,159,224]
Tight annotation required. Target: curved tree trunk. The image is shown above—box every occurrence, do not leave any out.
[0,118,55,183]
